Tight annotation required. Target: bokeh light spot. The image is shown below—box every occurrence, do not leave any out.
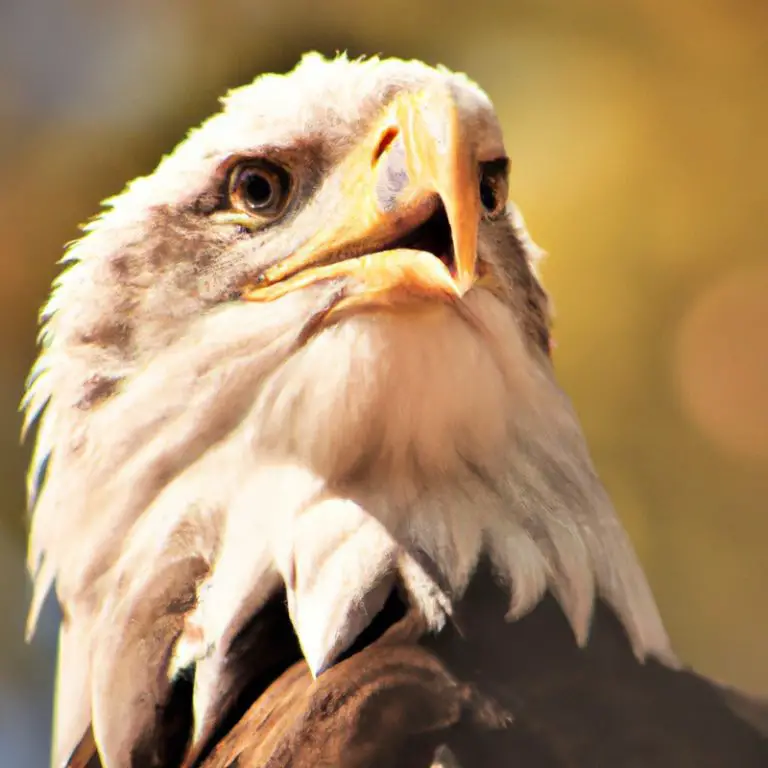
[675,264,768,461]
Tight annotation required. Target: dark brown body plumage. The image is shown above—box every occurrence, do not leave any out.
[199,564,768,767]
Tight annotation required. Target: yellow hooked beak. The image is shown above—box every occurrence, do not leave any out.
[241,86,481,315]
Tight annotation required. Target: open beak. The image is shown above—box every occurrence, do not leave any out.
[241,86,481,314]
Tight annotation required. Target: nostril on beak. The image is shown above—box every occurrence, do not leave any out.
[374,129,410,213]
[372,126,399,164]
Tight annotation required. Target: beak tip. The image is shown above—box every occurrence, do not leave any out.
[457,275,474,296]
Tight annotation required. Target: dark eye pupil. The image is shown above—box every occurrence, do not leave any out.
[480,177,496,212]
[243,172,274,208]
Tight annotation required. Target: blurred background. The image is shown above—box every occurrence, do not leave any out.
[1,0,766,762]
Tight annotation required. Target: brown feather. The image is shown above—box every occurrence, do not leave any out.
[192,564,768,768]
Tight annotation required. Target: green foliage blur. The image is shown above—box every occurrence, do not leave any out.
[0,0,766,760]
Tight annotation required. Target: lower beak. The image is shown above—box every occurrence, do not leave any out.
[242,86,480,312]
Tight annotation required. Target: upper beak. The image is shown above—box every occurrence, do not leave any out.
[242,86,481,311]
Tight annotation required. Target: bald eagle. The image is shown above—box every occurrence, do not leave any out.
[22,53,768,767]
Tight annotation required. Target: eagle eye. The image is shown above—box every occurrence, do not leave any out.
[479,158,509,218]
[229,161,292,218]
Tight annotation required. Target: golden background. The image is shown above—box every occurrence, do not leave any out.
[0,0,765,761]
